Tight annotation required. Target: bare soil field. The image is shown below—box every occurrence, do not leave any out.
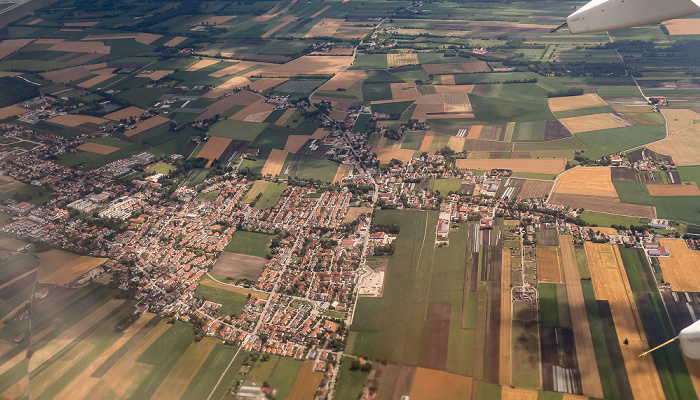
[390,82,422,101]
[77,142,119,154]
[48,114,107,127]
[549,94,608,112]
[0,174,24,193]
[211,251,268,280]
[186,59,221,72]
[164,36,187,47]
[424,303,451,370]
[78,73,115,89]
[288,360,323,400]
[249,77,289,91]
[553,167,617,197]
[663,18,700,35]
[500,250,512,386]
[657,239,700,292]
[387,53,419,68]
[456,158,566,174]
[36,249,106,285]
[199,136,233,167]
[585,242,665,400]
[104,106,147,121]
[517,180,553,199]
[419,130,434,152]
[434,85,475,94]
[136,70,173,80]
[232,100,276,122]
[48,41,110,53]
[123,116,169,137]
[0,39,33,59]
[409,368,473,400]
[536,246,563,284]
[559,113,624,134]
[374,148,415,164]
[319,70,364,91]
[548,193,656,218]
[440,75,455,85]
[461,62,491,73]
[261,149,288,177]
[200,90,261,120]
[40,66,93,83]
[284,135,310,153]
[260,56,353,75]
[647,183,700,196]
[559,236,604,398]
[343,206,372,223]
[501,387,539,400]
[0,105,27,119]
[331,163,353,184]
[81,33,161,45]
[208,61,261,78]
[151,339,216,400]
[304,18,345,37]
[466,125,483,139]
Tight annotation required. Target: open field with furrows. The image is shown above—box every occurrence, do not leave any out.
[647,183,700,196]
[76,142,120,154]
[318,70,364,91]
[549,192,657,219]
[584,242,665,400]
[549,94,608,112]
[536,246,563,284]
[517,180,553,199]
[387,53,419,68]
[211,252,268,281]
[260,149,288,177]
[656,239,700,293]
[559,236,604,398]
[344,207,373,223]
[663,18,700,35]
[559,113,625,134]
[197,136,232,167]
[434,85,475,95]
[47,114,107,127]
[647,109,700,165]
[408,368,473,400]
[36,249,106,285]
[455,159,566,174]
[553,167,618,197]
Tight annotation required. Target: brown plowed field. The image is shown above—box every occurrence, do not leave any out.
[501,387,539,400]
[48,41,110,53]
[186,59,220,72]
[390,82,422,101]
[548,94,608,112]
[284,135,310,153]
[231,99,275,121]
[419,131,434,152]
[409,368,472,400]
[656,239,700,292]
[518,180,553,199]
[304,18,344,37]
[455,158,566,174]
[343,206,372,223]
[288,361,323,400]
[387,53,419,68]
[499,250,512,386]
[584,242,665,400]
[312,128,328,139]
[81,33,161,44]
[559,236,604,398]
[48,114,107,127]
[261,149,288,176]
[164,36,187,47]
[536,246,563,284]
[663,18,700,35]
[440,75,455,85]
[123,116,169,137]
[77,142,119,154]
[466,125,482,139]
[424,303,450,371]
[647,183,700,196]
[318,70,364,91]
[200,91,261,120]
[211,252,268,280]
[374,148,415,164]
[104,106,147,121]
[461,62,491,73]
[199,136,232,167]
[332,164,353,183]
[0,105,28,119]
[261,56,354,75]
[0,39,32,59]
[41,66,93,83]
[553,167,617,197]
[559,113,624,134]
[548,193,656,218]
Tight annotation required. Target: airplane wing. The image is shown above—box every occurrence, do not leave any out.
[567,0,700,34]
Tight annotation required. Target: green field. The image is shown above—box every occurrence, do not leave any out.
[619,247,657,293]
[654,196,700,224]
[510,320,540,389]
[331,358,369,400]
[255,182,288,210]
[431,178,463,194]
[538,283,559,327]
[512,121,545,142]
[0,183,51,206]
[576,125,666,159]
[267,356,305,400]
[224,231,271,258]
[207,120,268,141]
[580,210,647,229]
[193,284,249,316]
[400,131,425,151]
[294,156,339,184]
[612,180,655,206]
[362,83,393,102]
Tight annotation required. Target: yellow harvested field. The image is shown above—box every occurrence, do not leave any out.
[195,15,236,25]
[412,93,473,122]
[648,110,700,165]
[319,70,365,91]
[304,18,345,38]
[0,39,33,59]
[29,299,125,372]
[77,142,120,154]
[275,108,296,126]
[657,239,700,292]
[0,174,23,193]
[409,368,473,400]
[48,41,110,53]
[151,339,216,400]
[243,180,269,203]
[553,167,617,197]
[387,52,419,67]
[261,16,298,38]
[164,36,187,47]
[613,105,655,113]
[374,148,415,164]
[288,361,323,400]
[186,59,220,72]
[502,387,539,400]
[311,128,328,139]
[0,71,20,77]
[440,75,455,85]
[500,250,512,386]
[261,56,353,75]
[595,227,620,235]
[123,116,169,137]
[198,136,232,167]
[390,82,421,101]
[585,242,665,400]
[199,277,268,299]
[419,130,434,152]
[0,105,28,119]
[684,356,700,400]
[77,73,115,88]
[332,164,353,183]
[243,111,273,122]
[261,149,288,177]
[136,70,173,80]
[536,246,563,284]
[208,61,260,78]
[456,158,566,174]
[647,183,700,196]
[663,18,700,35]
[434,84,474,94]
[343,206,372,223]
[310,5,330,18]
[48,114,107,127]
[447,136,465,152]
[559,113,624,134]
[105,106,147,121]
[37,249,106,285]
[548,94,608,112]
[559,236,603,398]
[284,135,310,153]
[249,77,288,91]
[231,99,276,121]
[467,125,483,139]
[202,76,252,98]
[1,376,27,399]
